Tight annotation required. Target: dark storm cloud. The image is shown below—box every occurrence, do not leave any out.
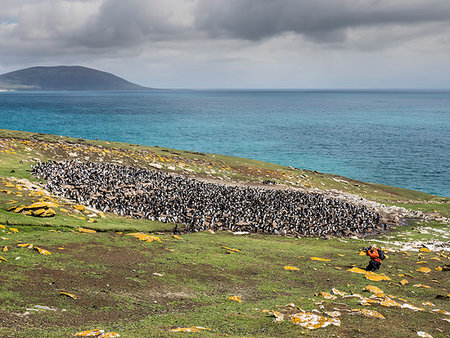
[1,0,450,56]
[0,0,193,60]
[194,0,450,42]
[70,0,191,48]
[1,0,450,88]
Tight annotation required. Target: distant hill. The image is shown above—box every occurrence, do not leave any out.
[0,66,150,90]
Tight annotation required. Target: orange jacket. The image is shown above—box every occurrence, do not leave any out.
[367,249,381,263]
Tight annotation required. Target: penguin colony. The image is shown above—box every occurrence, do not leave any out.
[32,160,382,237]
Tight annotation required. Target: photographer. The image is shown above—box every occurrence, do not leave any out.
[364,245,382,272]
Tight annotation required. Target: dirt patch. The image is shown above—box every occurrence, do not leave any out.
[0,238,207,330]
[56,238,152,266]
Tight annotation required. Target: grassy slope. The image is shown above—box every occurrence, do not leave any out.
[1,128,448,205]
[0,128,449,337]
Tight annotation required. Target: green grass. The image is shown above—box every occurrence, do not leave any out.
[0,128,449,337]
[0,227,448,337]
[2,128,449,207]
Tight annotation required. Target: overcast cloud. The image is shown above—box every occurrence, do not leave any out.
[0,0,449,88]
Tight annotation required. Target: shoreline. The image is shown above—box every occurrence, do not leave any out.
[1,128,449,228]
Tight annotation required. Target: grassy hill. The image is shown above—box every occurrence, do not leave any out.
[0,128,448,337]
[0,66,149,91]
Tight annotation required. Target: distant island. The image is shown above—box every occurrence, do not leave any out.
[0,65,150,91]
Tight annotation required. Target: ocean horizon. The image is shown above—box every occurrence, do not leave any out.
[1,89,449,197]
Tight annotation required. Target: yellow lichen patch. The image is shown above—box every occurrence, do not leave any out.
[430,257,441,261]
[401,303,425,311]
[170,327,211,333]
[352,308,385,319]
[290,312,341,329]
[60,292,77,299]
[431,309,450,315]
[417,261,427,264]
[364,274,391,281]
[422,301,435,307]
[2,246,7,252]
[347,267,371,275]
[100,333,120,338]
[358,296,380,305]
[172,235,183,240]
[0,224,5,229]
[325,311,342,318]
[413,284,431,288]
[332,288,347,297]
[32,208,47,216]
[419,247,431,253]
[228,295,242,303]
[359,251,367,256]
[400,279,409,285]
[70,215,86,220]
[365,285,384,295]
[311,257,331,261]
[262,310,285,322]
[222,246,240,253]
[60,208,70,214]
[125,232,142,236]
[145,235,162,243]
[25,201,58,209]
[416,267,431,273]
[78,228,97,233]
[33,208,56,217]
[358,299,370,306]
[73,205,86,212]
[380,299,402,308]
[0,256,7,262]
[35,247,51,255]
[342,293,363,300]
[17,243,33,248]
[317,291,337,300]
[12,205,26,213]
[284,266,299,271]
[74,329,104,336]
[125,233,162,242]
[435,266,443,271]
[8,228,18,233]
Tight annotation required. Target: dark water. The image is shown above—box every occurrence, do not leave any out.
[1,90,449,197]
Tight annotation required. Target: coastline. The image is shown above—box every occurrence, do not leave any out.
[1,128,448,229]
[1,128,449,337]
[1,89,448,197]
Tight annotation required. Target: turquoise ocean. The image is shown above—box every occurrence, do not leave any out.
[0,90,449,197]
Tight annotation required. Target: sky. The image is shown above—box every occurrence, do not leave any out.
[0,0,450,89]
